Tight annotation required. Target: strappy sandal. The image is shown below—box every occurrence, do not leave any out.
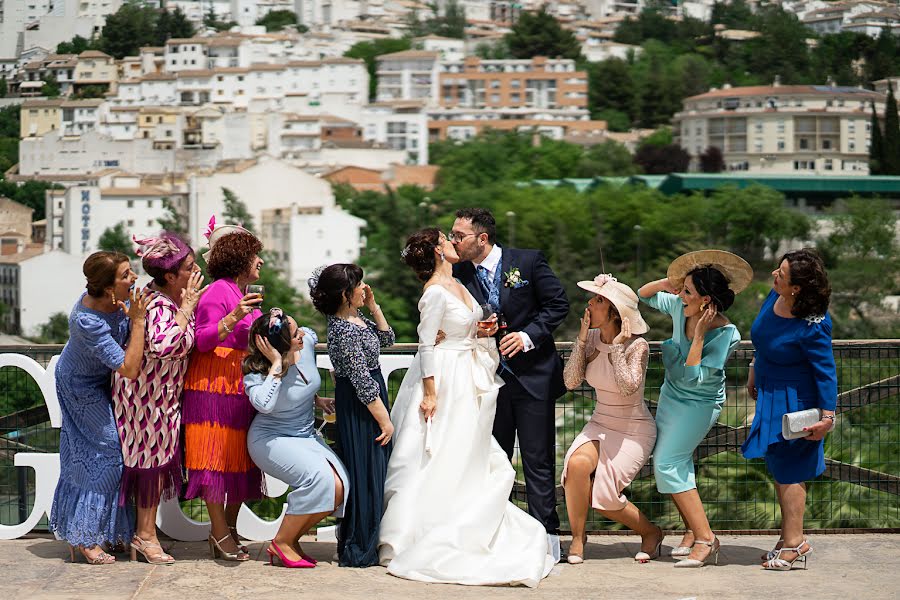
[763,540,812,571]
[130,535,175,565]
[69,545,115,565]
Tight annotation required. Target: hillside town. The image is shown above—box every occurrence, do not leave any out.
[0,0,897,338]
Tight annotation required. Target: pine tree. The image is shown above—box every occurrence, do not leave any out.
[869,101,884,175]
[98,222,137,258]
[157,197,188,234]
[882,83,900,175]
[222,187,254,232]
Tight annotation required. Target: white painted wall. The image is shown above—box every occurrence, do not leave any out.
[18,250,92,336]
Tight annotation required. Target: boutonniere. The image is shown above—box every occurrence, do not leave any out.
[503,267,529,289]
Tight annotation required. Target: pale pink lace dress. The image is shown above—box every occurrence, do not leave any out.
[561,332,656,510]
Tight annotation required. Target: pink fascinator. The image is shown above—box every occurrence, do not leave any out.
[133,232,191,272]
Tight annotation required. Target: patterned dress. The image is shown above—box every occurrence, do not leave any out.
[112,286,195,508]
[326,313,395,567]
[182,278,264,503]
[49,294,135,547]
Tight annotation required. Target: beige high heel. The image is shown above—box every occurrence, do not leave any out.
[635,526,664,562]
[673,536,720,568]
[228,526,249,554]
[130,535,175,565]
[69,544,115,565]
[208,533,250,562]
[567,533,588,565]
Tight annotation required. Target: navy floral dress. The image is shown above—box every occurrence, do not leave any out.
[326,313,395,567]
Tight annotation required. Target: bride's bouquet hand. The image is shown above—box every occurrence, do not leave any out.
[420,392,437,419]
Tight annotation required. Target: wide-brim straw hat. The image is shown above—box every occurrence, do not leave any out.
[666,249,753,294]
[576,274,649,335]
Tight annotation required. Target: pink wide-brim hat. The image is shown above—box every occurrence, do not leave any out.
[576,273,649,335]
[202,215,254,261]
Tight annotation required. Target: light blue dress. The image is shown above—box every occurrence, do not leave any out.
[641,292,741,494]
[244,329,349,517]
[49,294,135,547]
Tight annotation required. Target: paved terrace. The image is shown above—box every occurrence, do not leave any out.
[2,533,898,600]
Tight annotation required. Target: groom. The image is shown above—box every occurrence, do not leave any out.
[450,207,569,556]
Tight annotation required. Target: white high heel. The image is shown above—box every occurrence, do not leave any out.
[673,536,720,568]
[670,529,694,558]
[635,527,664,562]
[763,540,812,571]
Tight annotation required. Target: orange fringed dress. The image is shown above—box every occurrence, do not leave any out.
[181,278,265,502]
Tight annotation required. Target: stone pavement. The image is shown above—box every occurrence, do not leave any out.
[2,533,898,600]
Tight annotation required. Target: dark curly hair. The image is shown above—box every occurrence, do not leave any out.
[83,251,130,298]
[403,228,441,282]
[242,312,294,376]
[455,208,496,244]
[309,263,364,316]
[207,232,263,281]
[688,265,735,312]
[781,248,831,318]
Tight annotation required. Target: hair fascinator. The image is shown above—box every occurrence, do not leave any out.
[133,232,191,272]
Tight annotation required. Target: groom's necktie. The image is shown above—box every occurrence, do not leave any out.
[476,265,500,314]
[477,265,510,374]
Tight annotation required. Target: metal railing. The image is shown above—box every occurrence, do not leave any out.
[1,341,898,534]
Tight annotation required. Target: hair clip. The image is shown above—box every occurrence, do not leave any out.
[400,245,411,259]
[268,307,285,334]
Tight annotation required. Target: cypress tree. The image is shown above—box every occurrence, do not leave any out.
[883,82,900,175]
[870,101,884,175]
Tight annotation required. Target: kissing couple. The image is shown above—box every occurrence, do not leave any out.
[378,208,570,587]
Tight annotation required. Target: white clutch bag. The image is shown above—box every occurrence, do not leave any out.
[782,408,823,440]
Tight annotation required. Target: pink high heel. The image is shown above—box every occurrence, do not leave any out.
[267,541,316,568]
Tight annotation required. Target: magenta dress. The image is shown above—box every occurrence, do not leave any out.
[112,286,195,507]
[182,278,264,503]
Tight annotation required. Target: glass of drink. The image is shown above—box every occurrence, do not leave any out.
[478,304,496,331]
[317,411,336,436]
[245,284,265,303]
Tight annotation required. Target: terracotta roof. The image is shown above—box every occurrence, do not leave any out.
[0,247,43,264]
[100,186,167,197]
[177,69,214,78]
[686,85,884,101]
[378,50,440,60]
[323,57,366,65]
[78,50,112,59]
[166,38,209,45]
[207,37,243,47]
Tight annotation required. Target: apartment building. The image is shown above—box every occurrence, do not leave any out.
[674,83,885,175]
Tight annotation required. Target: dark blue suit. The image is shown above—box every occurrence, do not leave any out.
[454,247,569,533]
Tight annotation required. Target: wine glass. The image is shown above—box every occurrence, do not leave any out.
[245,284,265,304]
[478,304,496,331]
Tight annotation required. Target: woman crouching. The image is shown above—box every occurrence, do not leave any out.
[243,308,350,568]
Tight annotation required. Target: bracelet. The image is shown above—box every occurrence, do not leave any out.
[178,308,191,320]
[822,414,835,422]
[221,318,234,333]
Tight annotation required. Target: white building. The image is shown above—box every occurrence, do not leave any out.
[260,204,366,294]
[0,248,89,336]
[674,83,885,175]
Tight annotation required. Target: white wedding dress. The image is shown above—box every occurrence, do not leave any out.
[378,285,554,587]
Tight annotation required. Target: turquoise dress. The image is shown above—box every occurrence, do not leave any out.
[244,329,350,517]
[641,292,741,494]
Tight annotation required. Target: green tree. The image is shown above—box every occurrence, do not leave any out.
[155,7,195,46]
[56,34,94,55]
[633,143,690,174]
[99,1,159,59]
[157,197,188,234]
[0,76,7,98]
[40,72,61,98]
[882,83,900,175]
[222,187,254,231]
[72,85,108,99]
[255,9,299,32]
[819,198,900,338]
[408,0,466,38]
[576,140,637,177]
[505,7,582,60]
[587,58,637,123]
[98,222,137,258]
[36,312,70,343]
[344,38,412,101]
[710,0,755,29]
[204,5,237,31]
[699,146,725,173]
[870,101,884,175]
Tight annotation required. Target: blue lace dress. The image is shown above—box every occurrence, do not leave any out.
[49,294,135,547]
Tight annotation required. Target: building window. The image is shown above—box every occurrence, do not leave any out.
[777,120,785,133]
[822,139,832,150]
[127,200,134,208]
[849,140,856,151]
[777,139,785,151]
[799,138,810,150]
[755,122,763,133]
[824,159,833,170]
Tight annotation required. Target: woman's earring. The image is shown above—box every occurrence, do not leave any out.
[700,301,708,312]
[438,250,445,262]
[110,291,117,305]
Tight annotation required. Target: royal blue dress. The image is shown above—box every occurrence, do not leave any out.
[741,290,838,484]
[49,295,135,548]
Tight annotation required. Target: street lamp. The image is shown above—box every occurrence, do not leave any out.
[506,211,516,247]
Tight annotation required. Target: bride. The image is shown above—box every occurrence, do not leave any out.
[378,228,554,587]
